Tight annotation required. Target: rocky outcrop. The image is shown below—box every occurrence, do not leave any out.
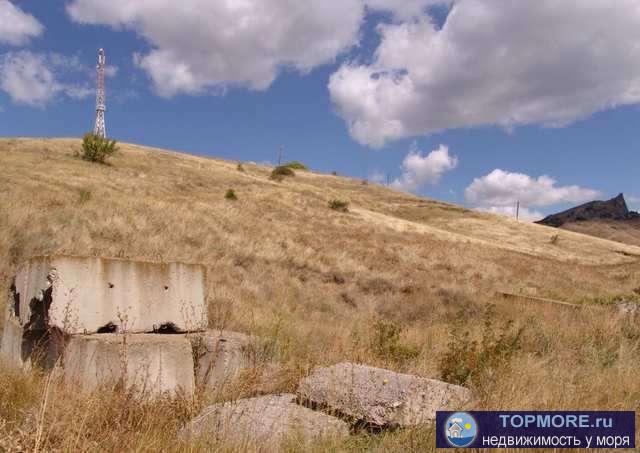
[296,362,472,428]
[182,394,349,449]
[536,194,639,227]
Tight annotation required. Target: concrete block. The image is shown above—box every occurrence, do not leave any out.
[183,394,348,449]
[0,315,24,368]
[13,256,206,335]
[0,312,67,370]
[189,329,261,390]
[63,333,195,397]
[297,362,472,428]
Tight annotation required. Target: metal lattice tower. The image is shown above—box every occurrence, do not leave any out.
[93,48,106,138]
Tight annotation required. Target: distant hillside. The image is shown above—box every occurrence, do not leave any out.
[536,194,640,246]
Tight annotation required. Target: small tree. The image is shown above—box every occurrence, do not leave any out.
[225,189,237,200]
[328,199,349,212]
[270,165,295,181]
[80,133,117,163]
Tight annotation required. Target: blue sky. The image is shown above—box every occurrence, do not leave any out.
[1,0,639,220]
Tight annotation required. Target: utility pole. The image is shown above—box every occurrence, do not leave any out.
[93,48,106,138]
[278,146,283,166]
[515,200,520,221]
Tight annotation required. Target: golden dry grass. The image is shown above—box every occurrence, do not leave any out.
[561,218,640,248]
[1,138,640,452]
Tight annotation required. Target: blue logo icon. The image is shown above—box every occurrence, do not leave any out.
[445,412,478,447]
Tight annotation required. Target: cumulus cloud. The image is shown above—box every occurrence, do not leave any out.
[478,205,544,223]
[0,0,43,45]
[391,143,457,192]
[329,0,640,147]
[67,0,365,97]
[0,52,91,106]
[464,169,599,222]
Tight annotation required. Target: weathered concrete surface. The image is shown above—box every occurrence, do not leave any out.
[0,312,67,369]
[297,362,472,427]
[189,329,262,390]
[183,394,348,449]
[0,315,23,367]
[13,256,206,334]
[63,333,195,396]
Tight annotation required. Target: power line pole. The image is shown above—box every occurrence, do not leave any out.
[516,200,520,221]
[93,48,106,138]
[278,146,283,166]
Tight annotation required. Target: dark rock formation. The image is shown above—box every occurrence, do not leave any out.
[536,194,639,227]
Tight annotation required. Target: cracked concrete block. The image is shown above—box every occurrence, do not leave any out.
[63,333,195,397]
[13,256,206,335]
[297,362,472,428]
[189,329,260,390]
[182,394,348,449]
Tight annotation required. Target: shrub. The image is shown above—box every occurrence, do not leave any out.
[371,319,419,364]
[550,234,559,245]
[236,162,245,172]
[78,189,92,204]
[80,133,117,163]
[328,199,349,212]
[439,304,524,386]
[225,189,237,200]
[282,160,308,170]
[270,165,295,181]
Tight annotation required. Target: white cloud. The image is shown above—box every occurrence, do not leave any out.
[67,0,365,97]
[329,0,640,147]
[465,169,599,217]
[368,170,386,184]
[391,143,457,192]
[478,205,544,223]
[0,52,91,106]
[0,0,43,45]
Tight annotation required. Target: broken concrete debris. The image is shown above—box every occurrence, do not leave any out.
[1,256,207,396]
[182,394,349,449]
[11,256,207,335]
[297,362,472,428]
[1,256,473,442]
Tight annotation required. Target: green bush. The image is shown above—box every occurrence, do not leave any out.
[439,304,524,386]
[270,165,295,181]
[236,162,245,172]
[80,133,117,163]
[328,199,349,212]
[225,189,237,200]
[371,319,419,364]
[282,160,308,170]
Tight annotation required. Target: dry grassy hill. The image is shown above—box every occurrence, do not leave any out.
[1,138,640,452]
[560,219,640,248]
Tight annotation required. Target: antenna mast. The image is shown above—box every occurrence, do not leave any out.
[93,48,106,138]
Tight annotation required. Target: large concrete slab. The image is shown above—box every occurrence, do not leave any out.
[63,333,195,396]
[189,329,261,390]
[297,362,472,428]
[13,256,206,334]
[182,394,348,449]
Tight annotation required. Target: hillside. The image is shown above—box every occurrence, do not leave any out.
[2,138,640,451]
[559,219,640,248]
[536,193,640,247]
